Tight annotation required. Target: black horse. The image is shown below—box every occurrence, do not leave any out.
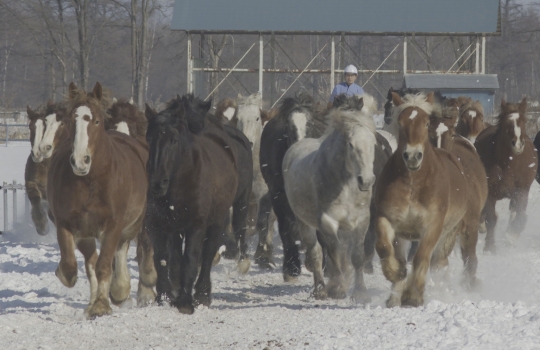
[145,94,252,314]
[259,92,326,281]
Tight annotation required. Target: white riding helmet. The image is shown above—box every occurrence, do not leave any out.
[344,65,358,75]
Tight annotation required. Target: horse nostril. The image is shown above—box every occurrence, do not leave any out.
[70,155,76,167]
[84,155,91,164]
[403,152,409,161]
[161,179,169,187]
[46,145,52,151]
[358,176,364,186]
[417,152,423,160]
[512,140,516,146]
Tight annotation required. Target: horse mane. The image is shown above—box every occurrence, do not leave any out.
[65,85,114,118]
[396,93,434,117]
[494,101,522,127]
[277,92,315,122]
[214,98,237,123]
[107,99,147,138]
[326,108,376,138]
[461,100,484,115]
[237,92,261,107]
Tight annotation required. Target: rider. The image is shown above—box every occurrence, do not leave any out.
[329,64,364,103]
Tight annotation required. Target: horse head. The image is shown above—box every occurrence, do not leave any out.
[145,97,189,197]
[38,101,70,160]
[393,92,434,171]
[27,105,46,162]
[236,92,263,148]
[498,97,528,155]
[106,99,148,138]
[457,100,485,143]
[66,82,109,176]
[280,92,314,145]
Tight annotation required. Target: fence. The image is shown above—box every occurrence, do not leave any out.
[0,181,29,234]
[0,111,29,146]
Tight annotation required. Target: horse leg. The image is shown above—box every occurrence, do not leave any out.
[271,191,301,281]
[56,226,78,288]
[483,196,498,254]
[363,204,376,274]
[109,240,132,306]
[194,225,222,308]
[232,194,251,274]
[460,219,481,291]
[77,238,98,307]
[401,223,443,308]
[168,231,184,296]
[86,225,123,318]
[297,220,325,299]
[407,241,419,262]
[136,227,157,306]
[317,216,346,299]
[254,192,276,269]
[26,182,49,235]
[375,217,407,307]
[507,188,529,241]
[172,228,205,315]
[146,215,174,305]
[351,224,371,304]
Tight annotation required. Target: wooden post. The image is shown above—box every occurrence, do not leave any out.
[403,36,408,75]
[330,35,335,86]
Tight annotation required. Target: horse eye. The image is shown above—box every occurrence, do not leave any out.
[256,118,260,121]
[95,120,100,125]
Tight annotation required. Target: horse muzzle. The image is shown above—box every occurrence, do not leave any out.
[39,144,54,159]
[31,150,43,163]
[357,175,375,192]
[150,179,169,197]
[70,154,91,176]
[512,140,525,155]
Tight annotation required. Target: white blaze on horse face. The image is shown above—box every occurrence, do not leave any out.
[223,107,235,121]
[31,119,44,161]
[115,121,130,135]
[291,112,307,140]
[468,110,477,119]
[409,110,418,120]
[435,123,449,148]
[237,104,262,146]
[39,114,61,158]
[509,113,524,152]
[73,106,92,173]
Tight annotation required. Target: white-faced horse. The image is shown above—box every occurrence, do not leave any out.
[283,96,377,301]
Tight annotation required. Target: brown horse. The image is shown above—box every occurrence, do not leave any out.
[105,98,148,142]
[47,82,155,318]
[456,100,486,142]
[24,103,61,235]
[475,98,537,253]
[375,92,484,307]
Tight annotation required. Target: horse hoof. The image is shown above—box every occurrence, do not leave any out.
[255,256,276,270]
[155,292,172,306]
[109,293,129,306]
[212,252,221,266]
[174,302,195,315]
[327,284,347,299]
[386,295,401,308]
[85,298,112,319]
[311,287,327,300]
[364,262,374,275]
[351,290,372,304]
[283,273,299,283]
[194,292,211,307]
[55,266,77,288]
[483,244,497,255]
[401,295,423,308]
[237,257,251,275]
[137,286,156,307]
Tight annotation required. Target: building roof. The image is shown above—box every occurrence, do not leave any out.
[171,0,500,35]
[403,74,500,90]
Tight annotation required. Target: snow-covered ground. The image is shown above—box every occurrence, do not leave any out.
[2,143,540,349]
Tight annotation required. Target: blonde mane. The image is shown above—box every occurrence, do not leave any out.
[395,93,433,117]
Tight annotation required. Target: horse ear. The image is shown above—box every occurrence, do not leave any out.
[27,106,38,121]
[68,82,78,99]
[520,97,527,114]
[92,82,103,100]
[202,99,212,114]
[501,98,507,110]
[426,92,435,105]
[387,87,394,98]
[145,103,157,121]
[391,92,403,106]
[356,97,364,111]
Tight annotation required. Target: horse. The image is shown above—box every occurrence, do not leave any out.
[219,92,278,269]
[260,92,326,281]
[475,98,537,253]
[145,94,252,314]
[283,95,378,302]
[382,87,420,138]
[214,97,237,123]
[47,82,156,318]
[105,98,148,141]
[375,92,483,307]
[456,100,486,142]
[24,102,64,235]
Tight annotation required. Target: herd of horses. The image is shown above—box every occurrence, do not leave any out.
[22,81,539,318]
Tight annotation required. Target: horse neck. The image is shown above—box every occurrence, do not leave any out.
[494,124,516,161]
[85,128,114,177]
[316,131,351,183]
[172,132,197,179]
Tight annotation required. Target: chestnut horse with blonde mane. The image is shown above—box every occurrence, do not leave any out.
[456,99,487,142]
[475,98,537,253]
[47,82,156,318]
[375,92,484,307]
